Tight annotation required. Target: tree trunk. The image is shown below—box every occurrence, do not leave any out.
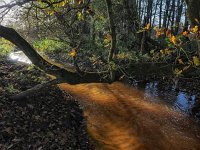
[175,0,184,35]
[105,0,117,81]
[198,40,200,58]
[140,17,147,54]
[105,0,116,63]
[123,0,139,34]
[159,0,163,28]
[0,25,110,84]
[185,0,200,27]
[171,0,176,33]
[146,0,153,24]
[138,0,142,21]
[163,0,170,28]
[185,0,200,57]
[152,0,159,26]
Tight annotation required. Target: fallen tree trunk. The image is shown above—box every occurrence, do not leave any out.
[9,62,180,101]
[10,79,61,100]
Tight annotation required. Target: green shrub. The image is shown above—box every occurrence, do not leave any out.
[0,38,15,56]
[33,38,67,53]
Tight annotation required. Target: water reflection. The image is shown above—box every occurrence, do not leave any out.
[9,51,32,64]
[176,92,195,112]
[137,81,199,121]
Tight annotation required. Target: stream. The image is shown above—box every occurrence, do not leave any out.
[9,51,32,64]
[9,51,200,122]
[59,82,200,149]
[137,81,200,121]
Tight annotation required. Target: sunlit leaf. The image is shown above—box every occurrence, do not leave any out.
[154,28,165,37]
[144,23,150,30]
[78,0,84,5]
[160,49,164,55]
[175,68,183,76]
[191,26,199,33]
[47,10,55,15]
[178,59,184,64]
[59,1,66,7]
[77,12,84,20]
[137,29,145,33]
[182,31,189,37]
[69,48,76,57]
[150,50,155,54]
[193,56,200,66]
[153,26,158,31]
[170,36,177,45]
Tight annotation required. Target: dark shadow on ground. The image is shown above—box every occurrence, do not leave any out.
[0,56,94,150]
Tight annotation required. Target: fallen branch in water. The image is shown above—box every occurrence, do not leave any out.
[10,79,62,100]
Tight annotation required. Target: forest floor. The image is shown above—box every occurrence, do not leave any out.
[1,55,200,150]
[0,56,94,150]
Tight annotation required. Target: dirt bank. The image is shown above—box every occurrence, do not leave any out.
[0,57,94,150]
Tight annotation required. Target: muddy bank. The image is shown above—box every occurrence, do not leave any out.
[0,57,94,150]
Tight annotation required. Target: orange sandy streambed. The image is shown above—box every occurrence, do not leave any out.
[59,82,200,150]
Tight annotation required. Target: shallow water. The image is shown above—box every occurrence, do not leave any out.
[59,82,200,150]
[9,51,32,64]
[137,81,200,122]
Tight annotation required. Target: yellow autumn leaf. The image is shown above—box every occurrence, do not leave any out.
[192,26,199,33]
[164,48,172,55]
[182,31,189,37]
[69,48,76,57]
[153,26,158,31]
[77,12,84,20]
[160,49,164,55]
[59,1,66,7]
[178,59,184,64]
[154,28,164,37]
[144,23,150,30]
[78,0,84,5]
[156,31,162,37]
[47,10,54,15]
[150,49,155,54]
[175,68,183,76]
[170,35,177,45]
[193,56,200,66]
